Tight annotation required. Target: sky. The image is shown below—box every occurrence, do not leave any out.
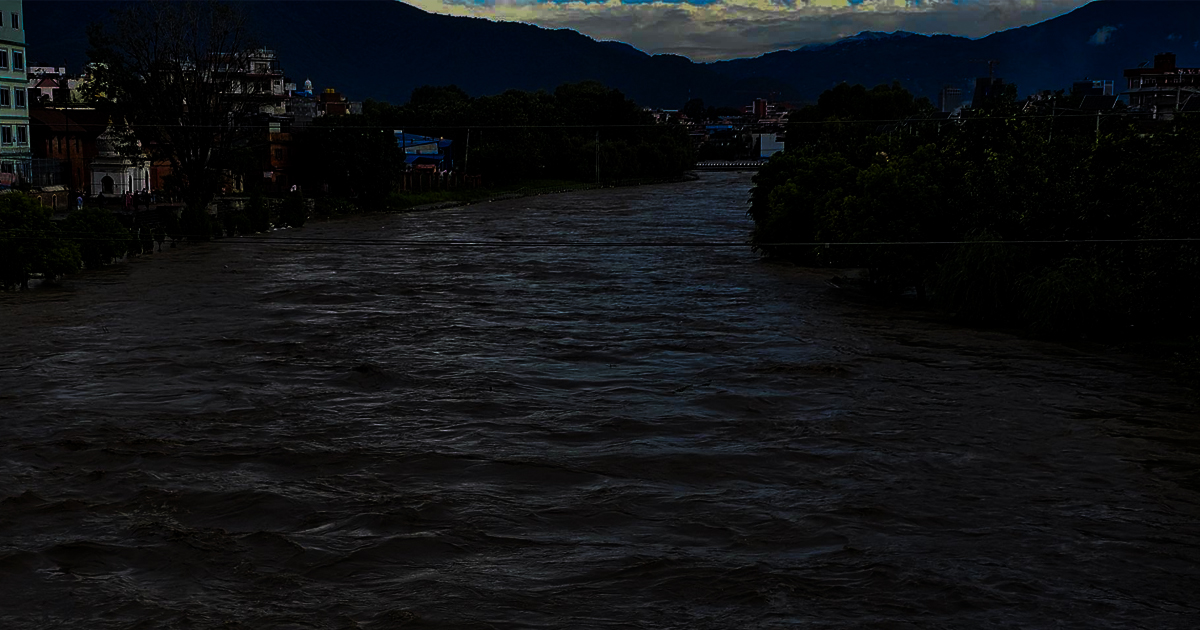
[402,0,1095,62]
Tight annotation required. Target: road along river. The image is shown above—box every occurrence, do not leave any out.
[1,172,1198,629]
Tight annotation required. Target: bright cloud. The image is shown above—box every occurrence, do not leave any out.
[1089,25,1118,45]
[403,0,1094,61]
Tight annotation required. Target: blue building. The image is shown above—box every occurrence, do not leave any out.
[395,131,452,170]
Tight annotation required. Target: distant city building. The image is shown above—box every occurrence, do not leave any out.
[938,86,963,113]
[0,0,30,186]
[1123,52,1200,118]
[1072,79,1114,97]
[755,132,784,159]
[743,98,791,124]
[26,66,81,104]
[317,87,361,116]
[215,48,288,115]
[752,98,768,119]
[395,131,452,170]
[971,77,1006,108]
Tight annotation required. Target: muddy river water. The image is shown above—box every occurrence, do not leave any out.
[1,172,1198,629]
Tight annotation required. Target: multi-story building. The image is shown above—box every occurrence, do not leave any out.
[0,0,30,185]
[28,106,106,190]
[223,48,288,115]
[1124,52,1200,117]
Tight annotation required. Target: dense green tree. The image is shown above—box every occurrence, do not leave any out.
[0,194,80,290]
[60,207,132,270]
[751,81,1200,338]
[400,82,687,184]
[295,114,402,207]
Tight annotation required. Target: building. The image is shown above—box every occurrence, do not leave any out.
[754,132,785,159]
[395,131,452,170]
[1123,53,1200,117]
[938,86,963,113]
[250,113,294,193]
[0,0,30,185]
[212,48,289,115]
[87,122,149,197]
[971,77,1006,108]
[316,88,362,116]
[1072,79,1114,97]
[751,98,768,119]
[26,66,82,104]
[27,106,106,190]
[28,107,151,197]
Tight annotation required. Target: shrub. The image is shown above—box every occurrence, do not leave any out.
[61,206,131,269]
[935,231,1029,324]
[279,193,307,228]
[1021,257,1124,337]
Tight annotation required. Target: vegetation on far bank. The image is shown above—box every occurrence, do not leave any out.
[751,82,1200,351]
[294,82,694,209]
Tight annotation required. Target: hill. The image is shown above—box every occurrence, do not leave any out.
[24,0,1200,107]
[710,1,1200,100]
[26,0,740,108]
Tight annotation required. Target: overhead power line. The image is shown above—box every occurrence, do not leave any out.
[27,110,1163,131]
[7,232,1200,247]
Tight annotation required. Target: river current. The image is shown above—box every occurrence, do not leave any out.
[1,172,1198,629]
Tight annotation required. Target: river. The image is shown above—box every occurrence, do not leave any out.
[1,172,1198,629]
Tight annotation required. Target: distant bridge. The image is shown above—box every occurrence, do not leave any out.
[693,161,765,171]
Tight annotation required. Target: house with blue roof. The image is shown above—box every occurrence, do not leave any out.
[395,131,452,170]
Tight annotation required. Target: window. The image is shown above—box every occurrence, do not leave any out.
[14,88,23,108]
[0,88,10,108]
[10,13,17,30]
[0,162,12,174]
[13,50,23,71]
[16,125,26,145]
[1,126,12,145]
[0,50,8,69]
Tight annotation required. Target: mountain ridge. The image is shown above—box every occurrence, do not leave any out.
[24,0,1200,108]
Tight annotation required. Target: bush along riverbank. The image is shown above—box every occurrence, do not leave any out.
[293,82,695,215]
[750,83,1200,355]
[0,191,315,291]
[1,172,696,292]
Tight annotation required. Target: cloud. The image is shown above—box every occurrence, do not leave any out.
[403,0,1094,61]
[1089,25,1117,45]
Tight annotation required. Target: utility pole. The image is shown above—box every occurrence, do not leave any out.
[463,128,470,173]
[1177,69,1183,113]
[594,129,600,184]
[1049,100,1054,143]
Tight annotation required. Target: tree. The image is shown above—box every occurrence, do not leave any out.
[60,207,132,269]
[295,114,402,206]
[0,194,80,290]
[87,0,259,239]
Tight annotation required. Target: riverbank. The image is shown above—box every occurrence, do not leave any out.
[4,173,701,292]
